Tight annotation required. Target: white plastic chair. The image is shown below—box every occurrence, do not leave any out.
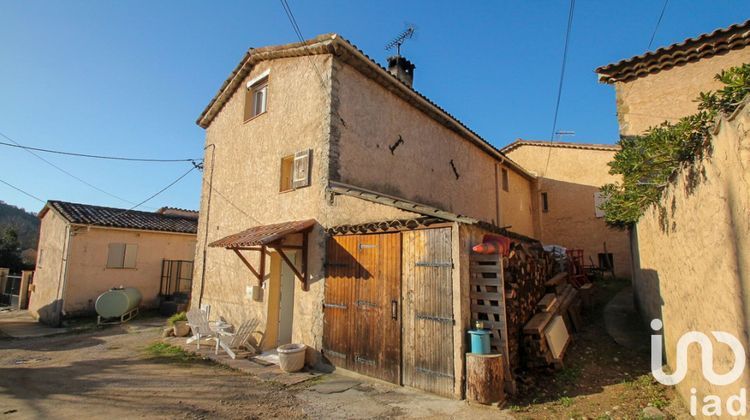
[185,308,216,350]
[216,319,259,359]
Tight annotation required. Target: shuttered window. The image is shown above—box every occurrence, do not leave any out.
[107,243,138,268]
[280,149,312,192]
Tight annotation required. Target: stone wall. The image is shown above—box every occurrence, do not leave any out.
[612,48,750,137]
[631,102,750,413]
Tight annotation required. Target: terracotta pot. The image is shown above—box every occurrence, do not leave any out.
[173,320,190,337]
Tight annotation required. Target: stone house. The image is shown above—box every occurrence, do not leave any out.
[30,201,197,326]
[192,33,548,398]
[502,139,631,277]
[596,20,750,412]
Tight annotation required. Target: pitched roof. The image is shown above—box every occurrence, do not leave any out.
[196,33,535,181]
[41,201,198,234]
[596,20,750,83]
[209,219,316,248]
[501,139,620,154]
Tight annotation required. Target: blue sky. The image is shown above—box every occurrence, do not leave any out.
[1,1,748,213]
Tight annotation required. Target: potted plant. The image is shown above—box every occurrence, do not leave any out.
[168,312,190,337]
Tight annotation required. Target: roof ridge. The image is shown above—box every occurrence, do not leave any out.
[596,19,750,83]
[501,139,620,153]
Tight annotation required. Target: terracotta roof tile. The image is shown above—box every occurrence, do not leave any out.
[45,201,198,234]
[501,139,620,153]
[209,219,316,248]
[596,20,750,83]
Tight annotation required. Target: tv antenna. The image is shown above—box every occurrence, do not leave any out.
[385,25,416,57]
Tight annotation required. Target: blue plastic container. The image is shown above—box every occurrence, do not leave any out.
[468,329,491,354]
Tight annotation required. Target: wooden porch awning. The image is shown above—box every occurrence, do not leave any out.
[209,219,316,249]
[209,219,316,290]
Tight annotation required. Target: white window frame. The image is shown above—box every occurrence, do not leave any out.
[246,69,270,120]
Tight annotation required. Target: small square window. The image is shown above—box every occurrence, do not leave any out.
[244,77,268,121]
[107,243,137,268]
[279,149,312,193]
[501,168,509,192]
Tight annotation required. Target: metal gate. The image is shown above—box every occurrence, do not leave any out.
[159,260,194,300]
[323,233,402,384]
[402,228,455,397]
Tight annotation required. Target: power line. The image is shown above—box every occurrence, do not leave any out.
[542,0,576,178]
[96,165,198,224]
[0,130,152,208]
[0,178,45,204]
[0,132,201,163]
[648,0,669,50]
[278,0,328,90]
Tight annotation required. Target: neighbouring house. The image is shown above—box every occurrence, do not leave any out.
[596,21,750,412]
[192,34,551,398]
[502,139,632,277]
[30,201,198,326]
[596,19,750,137]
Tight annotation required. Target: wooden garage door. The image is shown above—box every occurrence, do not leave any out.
[402,227,455,397]
[323,233,401,384]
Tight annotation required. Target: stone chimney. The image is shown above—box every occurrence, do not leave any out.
[387,56,415,87]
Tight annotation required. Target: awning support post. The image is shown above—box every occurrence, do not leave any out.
[232,249,263,285]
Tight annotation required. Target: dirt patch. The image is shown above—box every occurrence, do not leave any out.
[507,278,688,419]
[0,322,306,419]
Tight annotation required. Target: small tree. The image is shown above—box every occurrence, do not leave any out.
[600,64,750,228]
[0,228,23,270]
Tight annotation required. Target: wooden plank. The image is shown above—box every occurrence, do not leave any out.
[537,294,557,312]
[402,227,454,397]
[470,291,503,300]
[470,254,502,262]
[469,264,502,273]
[471,304,502,314]
[523,312,553,335]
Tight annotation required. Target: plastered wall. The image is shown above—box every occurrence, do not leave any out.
[613,48,750,137]
[632,103,750,415]
[63,227,196,315]
[28,209,68,325]
[332,59,536,237]
[505,145,632,277]
[191,54,419,359]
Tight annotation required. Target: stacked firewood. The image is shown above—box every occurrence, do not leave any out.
[521,272,584,369]
[502,241,556,373]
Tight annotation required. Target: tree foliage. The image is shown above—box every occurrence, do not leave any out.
[0,227,23,270]
[600,63,750,228]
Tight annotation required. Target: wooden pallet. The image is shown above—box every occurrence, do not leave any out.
[469,254,514,393]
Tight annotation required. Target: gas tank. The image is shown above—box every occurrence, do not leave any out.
[95,287,142,319]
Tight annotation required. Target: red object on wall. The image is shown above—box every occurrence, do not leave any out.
[471,234,513,256]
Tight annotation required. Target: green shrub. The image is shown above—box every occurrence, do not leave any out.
[600,63,750,228]
[167,311,187,326]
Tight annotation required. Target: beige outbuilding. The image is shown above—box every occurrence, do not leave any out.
[30,201,197,326]
[502,140,631,277]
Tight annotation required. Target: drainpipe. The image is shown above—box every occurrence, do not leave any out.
[197,143,216,308]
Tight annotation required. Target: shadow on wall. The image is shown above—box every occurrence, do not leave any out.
[35,300,63,328]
